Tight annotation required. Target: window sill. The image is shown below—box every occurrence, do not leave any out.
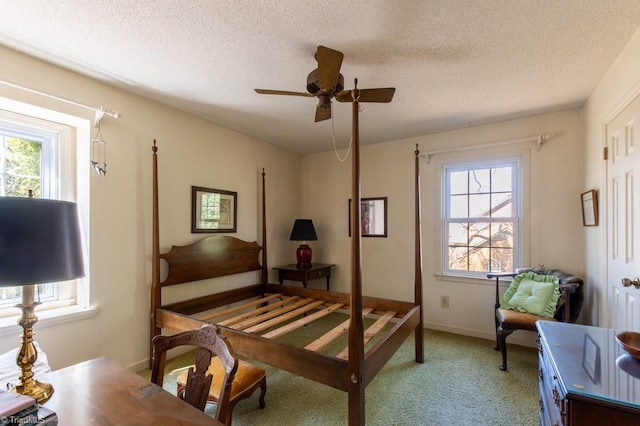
[434,273,494,286]
[0,305,99,338]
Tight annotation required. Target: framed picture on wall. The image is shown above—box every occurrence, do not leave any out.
[581,189,598,226]
[348,197,387,237]
[192,186,237,233]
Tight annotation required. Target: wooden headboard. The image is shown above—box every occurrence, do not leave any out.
[159,236,262,287]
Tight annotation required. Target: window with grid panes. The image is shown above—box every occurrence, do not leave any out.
[443,158,521,277]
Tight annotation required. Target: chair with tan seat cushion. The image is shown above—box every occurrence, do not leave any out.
[177,354,266,424]
[151,324,266,425]
[488,268,584,371]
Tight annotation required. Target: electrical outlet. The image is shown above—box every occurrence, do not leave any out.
[440,295,449,308]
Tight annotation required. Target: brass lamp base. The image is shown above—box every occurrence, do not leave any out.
[13,284,54,404]
[14,379,54,403]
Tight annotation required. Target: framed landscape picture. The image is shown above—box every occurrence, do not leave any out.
[192,186,237,233]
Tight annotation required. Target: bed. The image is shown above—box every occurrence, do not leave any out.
[150,100,424,425]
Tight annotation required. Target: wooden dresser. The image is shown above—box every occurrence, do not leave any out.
[537,321,640,425]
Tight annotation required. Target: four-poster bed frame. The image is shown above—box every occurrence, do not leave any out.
[150,86,424,425]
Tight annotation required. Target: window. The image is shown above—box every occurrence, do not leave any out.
[0,102,90,322]
[442,157,521,278]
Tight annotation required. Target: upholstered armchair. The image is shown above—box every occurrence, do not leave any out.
[487,268,584,371]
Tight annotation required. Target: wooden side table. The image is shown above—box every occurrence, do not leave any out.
[273,263,335,290]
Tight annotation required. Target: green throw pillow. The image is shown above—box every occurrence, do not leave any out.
[500,271,560,318]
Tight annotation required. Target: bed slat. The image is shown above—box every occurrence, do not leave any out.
[337,311,397,360]
[305,307,374,352]
[243,300,327,334]
[227,298,314,330]
[261,303,344,339]
[217,296,300,326]
[195,293,284,322]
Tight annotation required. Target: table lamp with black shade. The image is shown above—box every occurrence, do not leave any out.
[0,197,85,403]
[289,219,318,268]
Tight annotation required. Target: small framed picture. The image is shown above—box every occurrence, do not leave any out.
[581,189,598,226]
[348,197,387,237]
[191,186,237,233]
[582,333,600,384]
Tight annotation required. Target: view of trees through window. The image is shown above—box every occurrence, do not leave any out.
[445,162,518,275]
[1,136,42,197]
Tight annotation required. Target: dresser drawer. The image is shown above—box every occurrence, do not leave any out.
[307,269,325,280]
[539,341,566,426]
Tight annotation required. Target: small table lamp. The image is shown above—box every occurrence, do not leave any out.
[289,219,318,268]
[0,197,85,403]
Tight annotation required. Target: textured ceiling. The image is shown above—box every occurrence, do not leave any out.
[1,1,640,154]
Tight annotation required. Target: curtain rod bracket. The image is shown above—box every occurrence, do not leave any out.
[536,133,553,151]
[94,108,105,127]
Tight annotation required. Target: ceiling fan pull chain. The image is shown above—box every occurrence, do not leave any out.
[332,105,353,162]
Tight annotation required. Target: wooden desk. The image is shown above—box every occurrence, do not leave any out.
[273,263,335,290]
[41,356,221,425]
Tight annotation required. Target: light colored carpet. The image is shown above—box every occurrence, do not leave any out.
[139,323,539,426]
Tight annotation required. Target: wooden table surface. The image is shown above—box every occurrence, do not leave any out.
[41,356,221,425]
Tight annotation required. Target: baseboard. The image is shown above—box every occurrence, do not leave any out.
[423,321,538,349]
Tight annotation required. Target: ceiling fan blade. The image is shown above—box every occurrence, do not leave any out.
[358,88,395,103]
[336,87,396,103]
[316,46,343,92]
[255,89,314,97]
[335,90,353,102]
[314,104,332,122]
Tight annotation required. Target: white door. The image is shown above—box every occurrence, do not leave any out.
[606,93,640,332]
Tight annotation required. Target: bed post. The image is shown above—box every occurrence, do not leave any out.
[414,145,424,363]
[348,80,365,426]
[261,168,268,286]
[150,139,161,367]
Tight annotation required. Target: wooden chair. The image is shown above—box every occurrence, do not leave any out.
[151,325,266,425]
[488,268,584,371]
[176,357,266,425]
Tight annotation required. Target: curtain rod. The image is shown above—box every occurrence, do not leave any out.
[0,78,121,125]
[421,133,553,164]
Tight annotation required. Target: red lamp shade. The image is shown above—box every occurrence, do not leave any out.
[289,219,318,268]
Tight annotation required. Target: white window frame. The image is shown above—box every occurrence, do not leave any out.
[0,97,96,333]
[436,147,530,280]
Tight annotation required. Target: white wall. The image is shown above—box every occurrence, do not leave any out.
[583,26,640,327]
[303,109,585,345]
[0,46,302,370]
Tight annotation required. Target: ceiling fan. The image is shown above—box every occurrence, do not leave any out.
[255,45,395,122]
